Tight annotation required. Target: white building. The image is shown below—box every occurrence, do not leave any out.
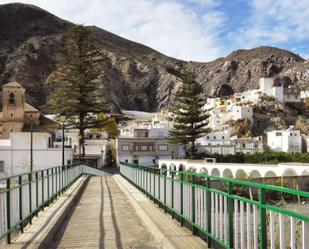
[0,132,73,177]
[234,90,263,104]
[267,127,302,153]
[117,110,179,166]
[208,109,232,131]
[259,77,301,103]
[54,129,110,168]
[197,130,231,146]
[234,136,264,154]
[197,130,263,155]
[232,105,253,122]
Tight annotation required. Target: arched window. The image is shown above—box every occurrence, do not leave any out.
[9,93,15,104]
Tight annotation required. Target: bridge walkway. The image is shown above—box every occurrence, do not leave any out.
[49,176,160,249]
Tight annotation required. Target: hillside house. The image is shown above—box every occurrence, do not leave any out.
[116,110,179,166]
[267,127,302,153]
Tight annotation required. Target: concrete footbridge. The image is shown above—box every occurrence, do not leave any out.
[0,163,308,249]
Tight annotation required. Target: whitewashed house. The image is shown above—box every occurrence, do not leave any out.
[0,132,73,177]
[232,105,253,122]
[234,136,264,154]
[116,111,179,166]
[197,130,263,155]
[267,127,302,153]
[54,129,110,168]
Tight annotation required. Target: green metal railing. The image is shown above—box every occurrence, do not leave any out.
[0,164,109,243]
[120,162,309,249]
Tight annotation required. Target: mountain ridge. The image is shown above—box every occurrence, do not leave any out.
[0,3,308,113]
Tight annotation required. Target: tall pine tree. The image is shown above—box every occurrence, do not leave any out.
[169,71,209,159]
[46,25,109,156]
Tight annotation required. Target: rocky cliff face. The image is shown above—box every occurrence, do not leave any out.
[0,3,308,113]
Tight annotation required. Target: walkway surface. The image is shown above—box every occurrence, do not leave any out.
[50,176,160,249]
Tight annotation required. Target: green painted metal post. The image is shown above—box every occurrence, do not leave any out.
[47,169,50,205]
[41,171,44,211]
[228,182,234,248]
[51,168,54,200]
[259,188,267,249]
[35,172,38,217]
[191,175,197,235]
[28,173,32,224]
[153,170,156,201]
[164,169,167,213]
[6,178,11,244]
[18,176,23,233]
[171,171,174,219]
[206,177,212,248]
[180,173,184,226]
[158,168,161,207]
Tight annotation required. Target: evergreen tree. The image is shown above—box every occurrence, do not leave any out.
[169,71,209,159]
[46,25,109,156]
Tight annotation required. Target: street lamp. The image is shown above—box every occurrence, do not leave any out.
[59,113,66,166]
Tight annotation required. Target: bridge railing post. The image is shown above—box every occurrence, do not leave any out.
[18,176,23,233]
[35,172,39,217]
[28,173,32,225]
[171,170,174,219]
[180,172,184,226]
[228,182,234,248]
[164,168,167,213]
[191,174,197,235]
[259,187,267,249]
[206,176,211,248]
[6,178,11,244]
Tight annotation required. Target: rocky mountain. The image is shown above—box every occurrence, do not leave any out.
[0,3,308,114]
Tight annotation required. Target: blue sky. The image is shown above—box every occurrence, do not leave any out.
[2,0,309,61]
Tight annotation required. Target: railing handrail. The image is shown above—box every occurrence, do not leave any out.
[120,161,309,198]
[0,162,107,181]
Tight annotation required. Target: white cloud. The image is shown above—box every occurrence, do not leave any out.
[232,0,309,48]
[1,0,225,62]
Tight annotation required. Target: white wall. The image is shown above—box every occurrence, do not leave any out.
[149,128,168,138]
[232,105,253,121]
[272,86,284,102]
[267,129,302,153]
[0,132,73,177]
[259,77,273,94]
[0,148,73,177]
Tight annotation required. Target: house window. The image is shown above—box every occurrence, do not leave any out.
[0,161,4,172]
[158,145,168,151]
[275,132,282,136]
[206,136,209,139]
[97,135,101,139]
[222,136,224,139]
[214,136,216,139]
[242,143,246,148]
[122,145,130,151]
[140,145,148,151]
